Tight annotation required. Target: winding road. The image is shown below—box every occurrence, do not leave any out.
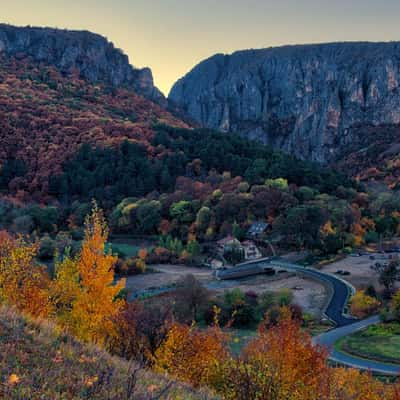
[216,257,400,375]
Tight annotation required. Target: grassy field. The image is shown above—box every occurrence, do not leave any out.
[0,307,215,399]
[337,323,400,365]
[306,322,334,336]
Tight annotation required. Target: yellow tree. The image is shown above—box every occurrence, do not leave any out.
[391,289,400,321]
[69,204,126,346]
[0,231,51,317]
[217,308,399,400]
[154,307,228,388]
[221,308,330,400]
[50,251,80,326]
[330,367,397,400]
[350,291,380,318]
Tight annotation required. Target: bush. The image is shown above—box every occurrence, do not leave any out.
[350,291,381,318]
[221,289,260,328]
[365,231,379,244]
[38,235,56,260]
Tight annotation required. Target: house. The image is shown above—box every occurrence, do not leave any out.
[216,235,242,254]
[216,236,262,261]
[242,240,262,260]
[247,221,269,238]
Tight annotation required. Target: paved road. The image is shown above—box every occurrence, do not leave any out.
[217,257,400,375]
[314,316,400,375]
[216,257,357,326]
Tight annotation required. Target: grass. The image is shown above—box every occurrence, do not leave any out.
[306,322,334,336]
[106,242,140,258]
[0,306,216,399]
[337,323,400,365]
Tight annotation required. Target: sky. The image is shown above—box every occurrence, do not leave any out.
[2,0,400,95]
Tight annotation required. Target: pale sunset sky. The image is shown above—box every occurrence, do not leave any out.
[2,0,400,94]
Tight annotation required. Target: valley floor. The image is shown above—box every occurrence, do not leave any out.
[124,264,327,316]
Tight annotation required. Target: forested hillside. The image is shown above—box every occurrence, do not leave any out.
[0,55,186,201]
[1,43,400,258]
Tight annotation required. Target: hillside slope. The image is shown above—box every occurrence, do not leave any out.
[0,24,164,103]
[0,306,214,399]
[0,55,187,201]
[169,42,400,166]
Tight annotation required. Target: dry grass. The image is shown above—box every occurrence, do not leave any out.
[0,306,215,400]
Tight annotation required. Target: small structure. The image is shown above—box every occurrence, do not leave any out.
[216,236,262,262]
[242,240,262,260]
[210,258,224,270]
[216,235,242,254]
[247,221,269,238]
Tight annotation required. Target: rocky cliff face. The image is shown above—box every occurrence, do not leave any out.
[169,42,400,163]
[0,24,164,103]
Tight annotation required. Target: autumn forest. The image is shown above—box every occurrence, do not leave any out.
[1,21,400,400]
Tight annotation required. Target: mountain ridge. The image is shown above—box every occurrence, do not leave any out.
[0,23,165,104]
[169,41,400,165]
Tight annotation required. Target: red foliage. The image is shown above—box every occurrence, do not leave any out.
[0,55,188,201]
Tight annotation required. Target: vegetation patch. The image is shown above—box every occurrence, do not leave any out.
[338,323,400,365]
[0,307,213,399]
[107,242,140,258]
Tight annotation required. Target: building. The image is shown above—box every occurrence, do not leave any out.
[216,236,262,261]
[216,235,242,254]
[242,240,262,260]
[247,221,269,238]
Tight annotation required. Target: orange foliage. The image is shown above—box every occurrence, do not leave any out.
[0,204,127,347]
[68,203,126,345]
[0,231,51,317]
[138,248,147,260]
[320,220,336,236]
[352,222,366,247]
[217,309,398,400]
[154,315,229,388]
[221,308,329,399]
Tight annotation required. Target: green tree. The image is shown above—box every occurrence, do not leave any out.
[391,290,400,321]
[195,206,212,232]
[265,178,289,191]
[232,221,243,240]
[245,159,268,184]
[186,239,200,257]
[274,205,326,248]
[136,200,161,233]
[379,261,399,292]
[170,201,194,223]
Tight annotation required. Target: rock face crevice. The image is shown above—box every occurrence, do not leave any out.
[0,24,165,103]
[169,42,400,163]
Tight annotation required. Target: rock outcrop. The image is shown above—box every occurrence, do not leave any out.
[0,24,165,103]
[169,42,400,163]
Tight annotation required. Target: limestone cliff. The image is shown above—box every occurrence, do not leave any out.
[0,24,164,103]
[169,42,400,163]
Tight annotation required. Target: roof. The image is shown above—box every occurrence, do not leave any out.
[247,221,269,234]
[217,235,241,247]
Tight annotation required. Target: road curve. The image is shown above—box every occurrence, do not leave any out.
[314,316,400,375]
[217,257,400,375]
[216,257,357,326]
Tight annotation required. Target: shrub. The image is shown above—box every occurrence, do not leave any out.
[38,236,56,260]
[350,291,381,318]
